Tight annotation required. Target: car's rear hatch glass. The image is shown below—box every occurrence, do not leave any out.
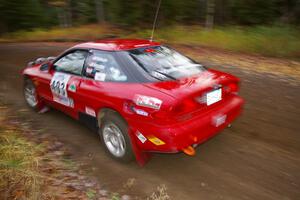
[127,46,206,80]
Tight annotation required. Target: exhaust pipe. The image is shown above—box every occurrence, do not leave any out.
[182,146,196,156]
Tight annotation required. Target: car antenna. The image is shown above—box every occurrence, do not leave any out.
[150,0,162,42]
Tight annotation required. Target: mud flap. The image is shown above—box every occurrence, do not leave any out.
[128,128,152,166]
[38,106,50,114]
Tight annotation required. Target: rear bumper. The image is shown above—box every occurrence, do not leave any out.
[129,95,244,153]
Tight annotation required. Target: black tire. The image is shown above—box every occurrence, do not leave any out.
[23,78,40,111]
[98,111,135,162]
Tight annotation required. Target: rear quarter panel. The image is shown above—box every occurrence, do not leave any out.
[77,79,176,122]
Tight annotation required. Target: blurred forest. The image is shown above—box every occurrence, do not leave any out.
[0,0,300,33]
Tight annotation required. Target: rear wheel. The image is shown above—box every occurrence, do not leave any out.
[99,112,134,162]
[23,78,40,110]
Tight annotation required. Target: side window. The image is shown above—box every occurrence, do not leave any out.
[84,51,127,82]
[54,50,87,75]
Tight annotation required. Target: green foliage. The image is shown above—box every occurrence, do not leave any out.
[0,0,299,33]
[230,0,279,25]
[0,0,48,32]
[0,0,299,59]
[74,0,98,24]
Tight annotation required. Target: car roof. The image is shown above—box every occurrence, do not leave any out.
[73,39,161,51]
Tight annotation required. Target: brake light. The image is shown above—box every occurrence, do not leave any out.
[150,99,198,119]
[172,98,198,114]
[227,83,239,94]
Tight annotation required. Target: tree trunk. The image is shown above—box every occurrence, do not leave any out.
[66,0,72,27]
[57,7,65,28]
[197,0,206,25]
[205,0,215,29]
[95,0,105,23]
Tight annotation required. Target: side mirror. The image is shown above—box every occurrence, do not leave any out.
[40,62,51,71]
[41,57,56,72]
[27,61,35,67]
[47,57,56,71]
[35,57,47,64]
[40,61,55,72]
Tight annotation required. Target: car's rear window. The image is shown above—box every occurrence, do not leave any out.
[127,46,205,80]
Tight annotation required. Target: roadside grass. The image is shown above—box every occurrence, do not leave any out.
[0,128,44,199]
[0,24,122,42]
[0,107,97,199]
[1,24,299,59]
[132,25,300,58]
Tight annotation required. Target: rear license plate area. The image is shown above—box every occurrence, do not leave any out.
[206,88,222,106]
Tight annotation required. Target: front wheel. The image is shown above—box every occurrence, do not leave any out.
[23,78,40,110]
[99,112,134,162]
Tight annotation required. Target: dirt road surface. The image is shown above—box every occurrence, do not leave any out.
[0,43,299,200]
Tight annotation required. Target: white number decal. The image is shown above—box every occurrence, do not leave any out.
[50,72,74,107]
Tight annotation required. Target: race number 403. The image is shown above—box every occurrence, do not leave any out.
[50,72,74,107]
[50,72,71,97]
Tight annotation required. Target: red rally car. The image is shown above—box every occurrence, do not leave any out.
[22,39,244,165]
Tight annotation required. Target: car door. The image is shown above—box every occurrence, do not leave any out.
[76,50,129,118]
[40,49,88,118]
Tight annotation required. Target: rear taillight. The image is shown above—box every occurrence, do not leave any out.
[172,98,199,114]
[152,98,199,119]
[225,83,239,94]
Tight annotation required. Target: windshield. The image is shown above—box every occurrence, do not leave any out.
[127,46,205,80]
